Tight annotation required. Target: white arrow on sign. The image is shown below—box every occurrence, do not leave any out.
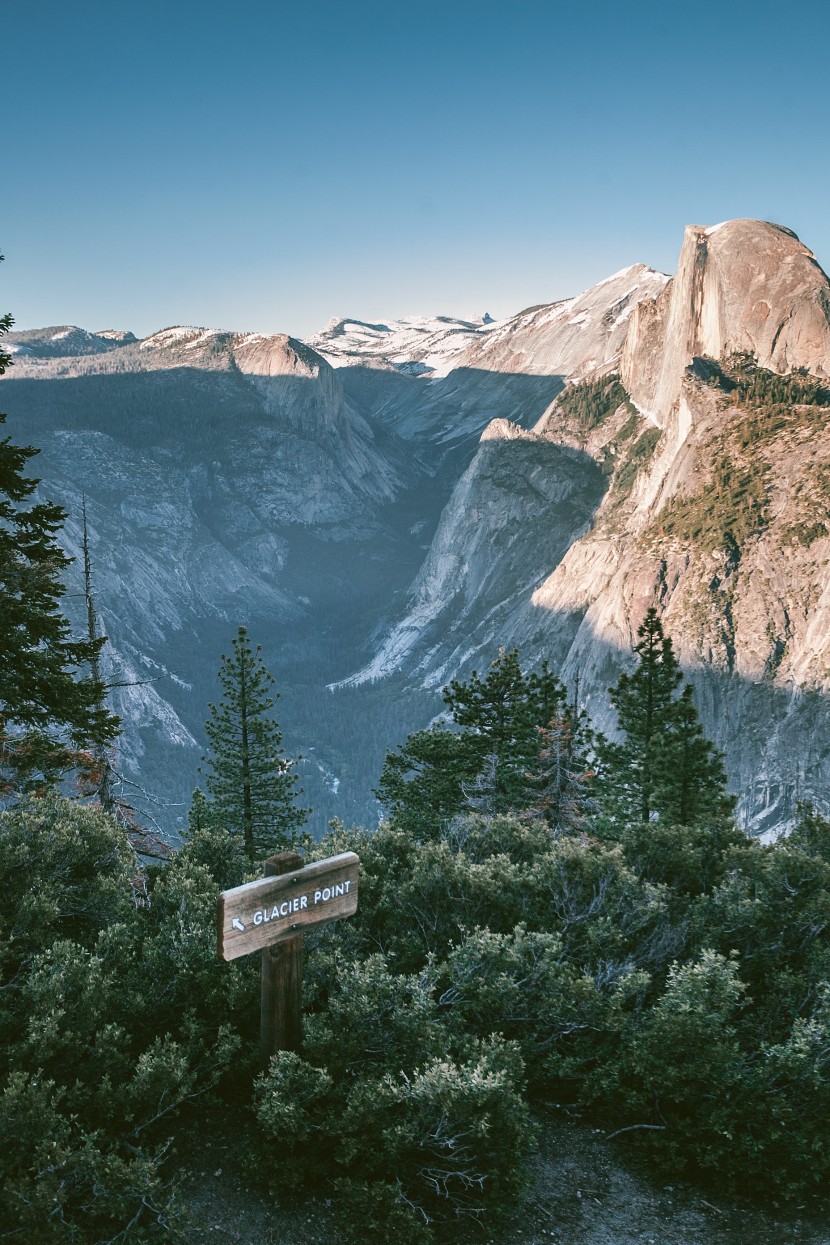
[232,917,245,932]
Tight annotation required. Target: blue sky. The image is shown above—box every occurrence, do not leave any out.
[2,0,829,339]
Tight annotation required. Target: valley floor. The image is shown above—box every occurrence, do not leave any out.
[174,1105,830,1245]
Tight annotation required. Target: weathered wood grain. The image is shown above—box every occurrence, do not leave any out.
[260,852,304,1064]
[216,851,359,962]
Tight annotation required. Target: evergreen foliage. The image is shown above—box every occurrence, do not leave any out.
[375,649,591,837]
[0,795,252,1240]
[295,798,830,1213]
[556,374,636,431]
[550,374,663,526]
[653,684,732,824]
[600,609,732,825]
[657,354,830,557]
[201,626,308,863]
[4,763,830,1238]
[657,450,769,557]
[0,275,120,794]
[706,352,830,410]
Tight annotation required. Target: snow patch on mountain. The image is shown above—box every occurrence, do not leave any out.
[4,325,138,358]
[307,313,500,377]
[139,326,208,349]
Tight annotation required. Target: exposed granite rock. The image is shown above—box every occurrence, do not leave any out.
[5,219,830,834]
[356,220,830,833]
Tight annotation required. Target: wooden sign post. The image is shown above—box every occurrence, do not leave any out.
[216,850,359,1066]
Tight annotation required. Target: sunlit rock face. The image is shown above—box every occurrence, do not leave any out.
[337,423,604,690]
[460,265,671,379]
[353,220,830,834]
[621,219,830,423]
[4,218,830,835]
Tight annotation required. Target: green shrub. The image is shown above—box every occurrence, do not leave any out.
[0,1070,178,1242]
[556,375,636,431]
[0,796,247,1241]
[585,950,747,1174]
[439,925,605,1087]
[0,794,134,982]
[6,744,830,1231]
[254,1038,533,1242]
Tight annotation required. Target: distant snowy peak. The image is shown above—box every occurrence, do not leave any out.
[6,263,670,379]
[4,325,137,358]
[460,264,672,379]
[304,268,671,385]
[139,325,223,351]
[306,313,500,378]
[95,328,137,344]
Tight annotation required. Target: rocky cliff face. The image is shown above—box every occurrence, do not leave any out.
[1,326,423,824]
[4,219,829,835]
[622,220,830,421]
[5,288,648,830]
[338,422,604,689]
[356,220,830,834]
[461,264,670,379]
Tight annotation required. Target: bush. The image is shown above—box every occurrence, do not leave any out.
[306,804,830,1204]
[0,1070,177,1242]
[0,793,134,982]
[254,1038,533,1242]
[0,795,248,1241]
[585,950,747,1173]
[6,767,830,1232]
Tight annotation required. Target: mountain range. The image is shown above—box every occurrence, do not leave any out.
[3,218,829,836]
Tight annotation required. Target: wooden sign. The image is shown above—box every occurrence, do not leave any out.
[217,851,359,962]
[216,850,359,1065]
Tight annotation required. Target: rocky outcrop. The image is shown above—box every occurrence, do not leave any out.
[232,333,401,507]
[355,220,830,833]
[338,425,603,688]
[461,265,670,379]
[622,220,830,423]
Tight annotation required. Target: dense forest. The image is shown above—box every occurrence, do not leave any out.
[3,302,830,1243]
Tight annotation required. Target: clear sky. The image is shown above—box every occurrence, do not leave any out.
[2,0,829,340]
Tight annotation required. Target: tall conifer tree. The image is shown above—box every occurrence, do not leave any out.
[376,649,587,836]
[0,271,119,793]
[201,626,306,862]
[655,685,733,824]
[601,608,731,825]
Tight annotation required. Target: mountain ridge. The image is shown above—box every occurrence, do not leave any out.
[3,217,829,835]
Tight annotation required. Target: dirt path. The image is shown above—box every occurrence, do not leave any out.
[174,1106,830,1245]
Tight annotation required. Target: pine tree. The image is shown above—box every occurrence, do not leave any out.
[655,685,733,824]
[373,725,480,838]
[525,711,597,833]
[0,274,120,793]
[601,609,682,824]
[201,627,307,863]
[80,496,116,813]
[601,609,731,825]
[376,649,577,836]
[445,649,569,812]
[188,787,213,836]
